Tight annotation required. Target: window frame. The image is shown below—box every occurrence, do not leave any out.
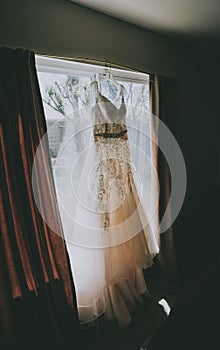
[36,55,149,84]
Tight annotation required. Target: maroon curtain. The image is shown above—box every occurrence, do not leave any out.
[0,47,81,350]
[146,74,178,302]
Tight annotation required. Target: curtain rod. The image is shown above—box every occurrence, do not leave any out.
[36,54,152,84]
[35,52,150,76]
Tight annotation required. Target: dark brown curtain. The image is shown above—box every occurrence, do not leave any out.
[146,74,178,302]
[0,48,81,350]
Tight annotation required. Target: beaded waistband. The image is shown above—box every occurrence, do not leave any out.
[94,129,127,139]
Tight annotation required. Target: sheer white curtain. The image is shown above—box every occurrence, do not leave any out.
[52,85,160,328]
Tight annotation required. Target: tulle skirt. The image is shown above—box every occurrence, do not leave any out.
[56,137,160,328]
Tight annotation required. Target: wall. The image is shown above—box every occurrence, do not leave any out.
[0,0,206,75]
[1,0,220,283]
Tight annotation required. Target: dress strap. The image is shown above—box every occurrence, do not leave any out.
[120,85,126,103]
[90,80,99,102]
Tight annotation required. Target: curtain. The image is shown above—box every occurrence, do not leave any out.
[146,74,178,300]
[0,48,80,350]
[51,81,160,329]
[145,258,220,350]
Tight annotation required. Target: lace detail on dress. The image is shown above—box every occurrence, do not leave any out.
[92,89,134,234]
[93,88,127,142]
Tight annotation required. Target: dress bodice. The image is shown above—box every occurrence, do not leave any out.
[93,86,127,142]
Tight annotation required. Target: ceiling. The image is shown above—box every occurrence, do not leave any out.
[70,0,220,53]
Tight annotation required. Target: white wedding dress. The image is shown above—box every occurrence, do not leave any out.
[55,85,160,328]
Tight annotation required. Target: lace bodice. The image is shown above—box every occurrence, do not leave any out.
[93,87,127,142]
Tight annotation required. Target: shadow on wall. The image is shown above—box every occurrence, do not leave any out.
[180,184,220,280]
[142,257,220,350]
[141,185,220,350]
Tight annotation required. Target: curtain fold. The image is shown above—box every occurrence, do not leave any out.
[146,74,178,299]
[0,47,80,350]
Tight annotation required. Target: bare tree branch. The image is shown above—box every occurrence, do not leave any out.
[43,98,65,116]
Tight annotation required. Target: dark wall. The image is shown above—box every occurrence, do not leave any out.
[171,66,220,282]
[1,0,220,283]
[1,0,192,75]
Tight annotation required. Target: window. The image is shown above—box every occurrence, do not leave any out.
[36,56,157,232]
[36,56,159,327]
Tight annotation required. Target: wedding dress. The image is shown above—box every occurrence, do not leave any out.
[57,83,160,328]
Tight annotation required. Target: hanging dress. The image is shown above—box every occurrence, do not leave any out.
[60,83,160,328]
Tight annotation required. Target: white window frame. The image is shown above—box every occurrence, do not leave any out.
[36,55,148,84]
